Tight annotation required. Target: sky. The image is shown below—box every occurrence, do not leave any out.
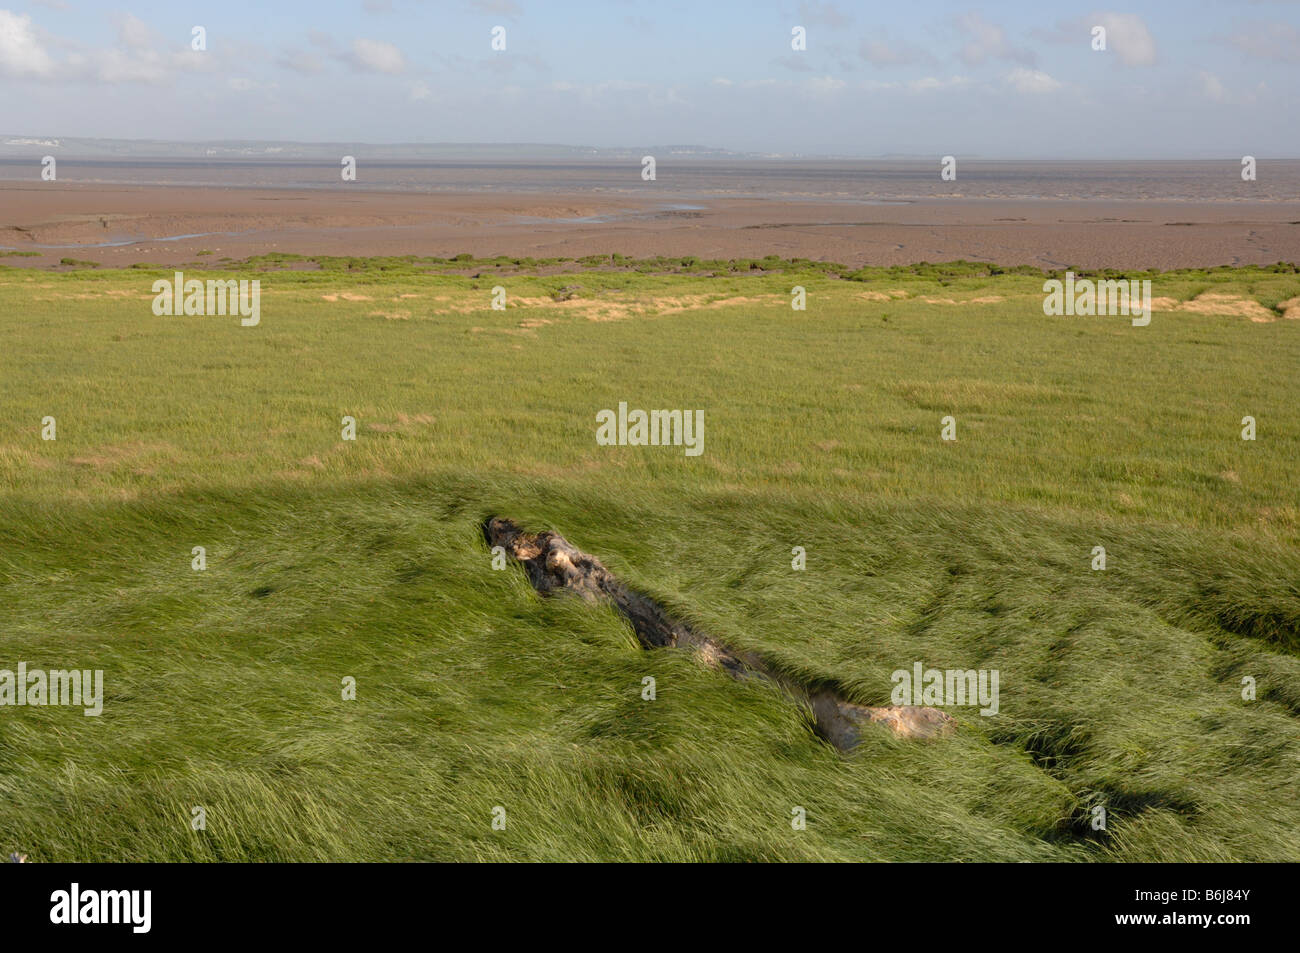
[1,0,1298,157]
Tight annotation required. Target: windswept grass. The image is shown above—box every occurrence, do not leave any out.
[0,262,1296,861]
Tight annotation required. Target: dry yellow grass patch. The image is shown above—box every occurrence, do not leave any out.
[67,441,178,473]
[915,294,1005,305]
[321,292,373,302]
[497,292,780,323]
[401,291,785,324]
[508,295,637,322]
[1151,293,1279,322]
[1179,293,1276,322]
[0,447,53,470]
[658,294,778,315]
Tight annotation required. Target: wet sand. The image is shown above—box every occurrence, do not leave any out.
[3,181,1299,270]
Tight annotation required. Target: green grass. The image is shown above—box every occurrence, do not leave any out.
[0,259,1297,861]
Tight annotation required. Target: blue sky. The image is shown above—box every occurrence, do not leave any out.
[2,1,1298,156]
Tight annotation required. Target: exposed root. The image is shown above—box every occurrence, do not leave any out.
[485,517,955,750]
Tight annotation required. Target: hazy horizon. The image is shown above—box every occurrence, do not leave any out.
[5,135,1300,162]
[2,1,1298,159]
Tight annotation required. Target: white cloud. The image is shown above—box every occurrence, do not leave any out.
[1195,71,1263,107]
[957,12,1035,66]
[1229,22,1300,63]
[908,75,970,92]
[859,35,925,67]
[1,8,215,85]
[798,2,852,29]
[548,78,658,106]
[1093,12,1156,66]
[115,13,154,51]
[347,37,405,74]
[1006,68,1061,94]
[1198,70,1229,103]
[86,42,209,85]
[806,75,846,94]
[0,10,55,77]
[278,49,323,74]
[87,47,167,83]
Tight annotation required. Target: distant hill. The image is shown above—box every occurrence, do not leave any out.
[0,136,774,161]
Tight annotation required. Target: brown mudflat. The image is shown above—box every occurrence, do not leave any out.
[3,181,1299,270]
